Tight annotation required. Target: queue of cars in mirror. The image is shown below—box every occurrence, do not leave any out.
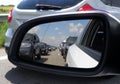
[20,35,58,60]
[19,33,77,66]
[17,17,105,69]
[59,36,77,60]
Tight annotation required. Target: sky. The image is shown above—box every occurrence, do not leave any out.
[28,20,89,47]
[0,0,22,5]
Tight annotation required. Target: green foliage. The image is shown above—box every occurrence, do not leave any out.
[0,5,14,14]
[0,5,14,47]
[0,22,8,47]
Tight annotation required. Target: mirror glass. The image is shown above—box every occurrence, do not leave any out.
[19,19,105,69]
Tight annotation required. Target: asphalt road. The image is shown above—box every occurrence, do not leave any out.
[41,49,66,66]
[1,48,120,84]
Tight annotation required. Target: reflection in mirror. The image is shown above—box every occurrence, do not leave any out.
[19,19,105,69]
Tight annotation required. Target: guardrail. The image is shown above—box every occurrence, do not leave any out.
[0,14,8,23]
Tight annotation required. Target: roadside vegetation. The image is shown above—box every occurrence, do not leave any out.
[0,5,14,14]
[0,5,13,47]
[0,22,8,47]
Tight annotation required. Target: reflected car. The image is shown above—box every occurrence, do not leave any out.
[60,41,67,57]
[5,0,120,54]
[60,36,77,60]
[47,45,53,51]
[51,46,57,51]
[50,46,57,51]
[19,33,41,61]
[39,42,49,55]
[66,19,105,68]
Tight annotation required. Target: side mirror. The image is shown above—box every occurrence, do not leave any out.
[8,12,120,77]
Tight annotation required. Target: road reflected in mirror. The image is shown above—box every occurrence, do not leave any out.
[19,19,105,69]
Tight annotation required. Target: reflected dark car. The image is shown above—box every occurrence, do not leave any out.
[60,36,77,60]
[47,45,52,51]
[51,46,57,51]
[60,42,67,57]
[19,33,41,61]
[39,42,49,55]
[48,45,57,51]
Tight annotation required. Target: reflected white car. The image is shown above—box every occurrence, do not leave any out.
[66,45,98,68]
[66,18,107,68]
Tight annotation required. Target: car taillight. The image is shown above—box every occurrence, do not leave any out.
[8,8,13,23]
[77,4,95,11]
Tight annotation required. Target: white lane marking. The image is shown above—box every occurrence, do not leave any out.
[0,56,8,61]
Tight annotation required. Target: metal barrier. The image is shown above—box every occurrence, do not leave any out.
[0,14,8,23]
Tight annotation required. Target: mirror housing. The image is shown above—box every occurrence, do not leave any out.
[8,11,120,77]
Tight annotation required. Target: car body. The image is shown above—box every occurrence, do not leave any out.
[51,46,57,51]
[60,41,67,57]
[48,45,52,51]
[5,0,120,54]
[5,0,81,54]
[60,36,77,60]
[19,33,41,61]
[48,46,57,51]
[39,42,49,55]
